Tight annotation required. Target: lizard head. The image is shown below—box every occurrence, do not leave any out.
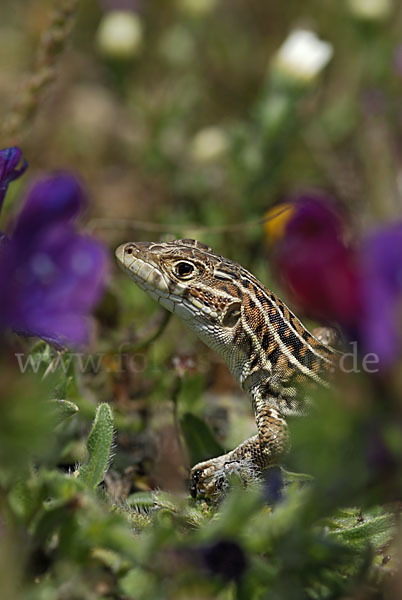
[115,239,245,333]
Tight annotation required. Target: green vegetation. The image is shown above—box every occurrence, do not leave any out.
[1,0,402,598]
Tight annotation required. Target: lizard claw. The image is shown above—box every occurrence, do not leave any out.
[190,457,256,500]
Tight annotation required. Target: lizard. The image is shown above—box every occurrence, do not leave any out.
[115,238,338,500]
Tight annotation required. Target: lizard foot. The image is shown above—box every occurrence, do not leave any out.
[190,456,257,501]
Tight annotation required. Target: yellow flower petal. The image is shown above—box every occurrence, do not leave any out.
[263,203,294,245]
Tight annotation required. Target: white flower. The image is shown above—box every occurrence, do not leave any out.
[273,29,333,85]
[347,0,392,20]
[190,126,228,163]
[97,11,143,59]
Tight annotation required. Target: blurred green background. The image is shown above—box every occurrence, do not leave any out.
[2,0,402,244]
[1,1,402,599]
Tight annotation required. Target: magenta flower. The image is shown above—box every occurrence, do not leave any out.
[274,194,402,367]
[274,196,361,326]
[0,147,109,348]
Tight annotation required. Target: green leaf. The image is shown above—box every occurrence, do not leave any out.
[47,399,79,426]
[7,474,40,523]
[33,501,75,545]
[180,412,224,466]
[120,567,157,599]
[126,491,157,511]
[78,403,114,489]
[126,490,181,513]
[327,510,395,551]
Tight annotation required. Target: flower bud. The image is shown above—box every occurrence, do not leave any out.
[347,0,392,20]
[190,126,228,163]
[97,11,143,59]
[272,29,333,87]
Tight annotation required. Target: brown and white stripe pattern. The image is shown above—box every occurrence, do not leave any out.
[116,238,339,499]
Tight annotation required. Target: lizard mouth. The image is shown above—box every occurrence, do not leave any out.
[115,242,195,317]
[115,243,170,295]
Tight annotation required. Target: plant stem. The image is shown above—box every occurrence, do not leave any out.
[2,0,79,141]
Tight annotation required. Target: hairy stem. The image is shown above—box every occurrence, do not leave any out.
[2,0,79,140]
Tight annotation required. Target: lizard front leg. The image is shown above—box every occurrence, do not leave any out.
[190,402,289,500]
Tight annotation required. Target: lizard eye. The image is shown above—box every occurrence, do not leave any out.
[174,261,196,279]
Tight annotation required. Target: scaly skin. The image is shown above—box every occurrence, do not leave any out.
[115,239,338,499]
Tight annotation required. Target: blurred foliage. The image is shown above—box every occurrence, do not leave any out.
[1,0,402,598]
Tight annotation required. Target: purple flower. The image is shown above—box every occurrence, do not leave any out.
[361,224,402,366]
[263,466,284,505]
[0,147,28,211]
[0,147,109,348]
[274,194,402,368]
[201,540,248,582]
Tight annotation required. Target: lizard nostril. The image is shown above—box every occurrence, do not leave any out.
[126,247,133,255]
